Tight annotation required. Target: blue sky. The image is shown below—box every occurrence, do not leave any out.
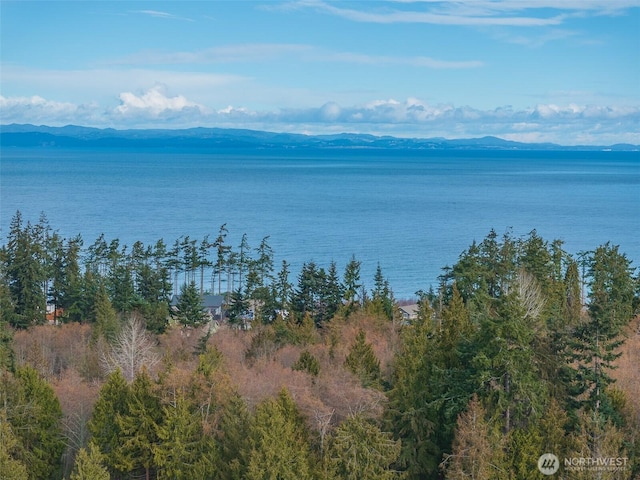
[1,1,639,145]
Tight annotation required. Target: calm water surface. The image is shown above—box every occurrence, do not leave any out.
[2,148,638,297]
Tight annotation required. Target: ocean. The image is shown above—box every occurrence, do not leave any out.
[1,147,638,298]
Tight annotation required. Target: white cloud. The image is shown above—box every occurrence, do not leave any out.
[0,95,100,125]
[115,85,205,116]
[291,0,569,26]
[107,44,482,70]
[2,93,638,145]
[295,0,639,26]
[132,10,194,22]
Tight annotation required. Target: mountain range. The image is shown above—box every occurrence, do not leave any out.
[1,123,637,151]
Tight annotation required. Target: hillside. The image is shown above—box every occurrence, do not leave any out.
[2,123,637,151]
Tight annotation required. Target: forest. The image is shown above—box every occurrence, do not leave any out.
[0,211,639,480]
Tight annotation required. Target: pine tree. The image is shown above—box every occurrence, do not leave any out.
[172,281,207,328]
[343,255,362,313]
[70,443,110,480]
[472,289,547,434]
[4,212,47,328]
[217,392,251,480]
[344,329,382,388]
[245,388,315,480]
[2,366,65,480]
[327,414,402,479]
[570,244,636,417]
[115,368,163,480]
[88,369,130,477]
[0,409,28,480]
[292,350,320,377]
[439,283,473,369]
[92,282,120,342]
[386,302,442,478]
[154,393,215,480]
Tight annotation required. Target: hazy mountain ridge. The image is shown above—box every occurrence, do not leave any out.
[1,123,637,151]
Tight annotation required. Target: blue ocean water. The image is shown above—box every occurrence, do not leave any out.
[1,147,638,298]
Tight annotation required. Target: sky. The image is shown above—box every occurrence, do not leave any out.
[1,0,639,145]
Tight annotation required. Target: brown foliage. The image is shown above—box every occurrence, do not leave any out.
[51,369,100,477]
[13,323,94,382]
[612,315,640,427]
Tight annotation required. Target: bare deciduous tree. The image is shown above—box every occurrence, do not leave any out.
[100,316,160,382]
[515,269,545,321]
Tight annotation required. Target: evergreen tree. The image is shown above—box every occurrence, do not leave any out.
[344,329,382,388]
[70,443,110,480]
[1,366,65,480]
[292,350,320,377]
[0,409,28,480]
[343,255,362,312]
[386,302,443,478]
[217,392,251,480]
[88,369,130,477]
[116,368,163,480]
[227,289,250,329]
[472,288,547,434]
[327,414,402,480]
[213,225,231,295]
[370,263,395,320]
[570,244,636,417]
[274,260,293,313]
[92,282,120,342]
[564,258,583,324]
[323,261,343,322]
[439,284,473,369]
[4,212,47,328]
[59,235,85,322]
[172,281,207,328]
[154,393,215,480]
[245,388,315,480]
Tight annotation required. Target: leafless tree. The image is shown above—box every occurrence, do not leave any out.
[515,269,545,321]
[100,315,160,382]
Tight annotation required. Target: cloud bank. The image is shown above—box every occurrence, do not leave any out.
[2,89,638,146]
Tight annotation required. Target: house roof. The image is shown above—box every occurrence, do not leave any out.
[399,304,420,317]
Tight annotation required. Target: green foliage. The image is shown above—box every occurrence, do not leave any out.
[245,388,315,480]
[0,320,15,372]
[292,349,320,377]
[70,443,110,480]
[88,369,130,476]
[245,325,280,363]
[386,305,443,478]
[0,366,65,480]
[115,368,163,479]
[293,261,343,326]
[3,212,48,328]
[172,281,207,328]
[217,393,251,480]
[570,243,636,416]
[344,329,382,388]
[368,263,396,321]
[327,414,402,479]
[154,394,215,479]
[227,289,250,328]
[472,289,548,433]
[92,282,120,342]
[0,409,28,480]
[343,255,362,314]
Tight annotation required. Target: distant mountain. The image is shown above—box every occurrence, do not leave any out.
[0,124,637,151]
